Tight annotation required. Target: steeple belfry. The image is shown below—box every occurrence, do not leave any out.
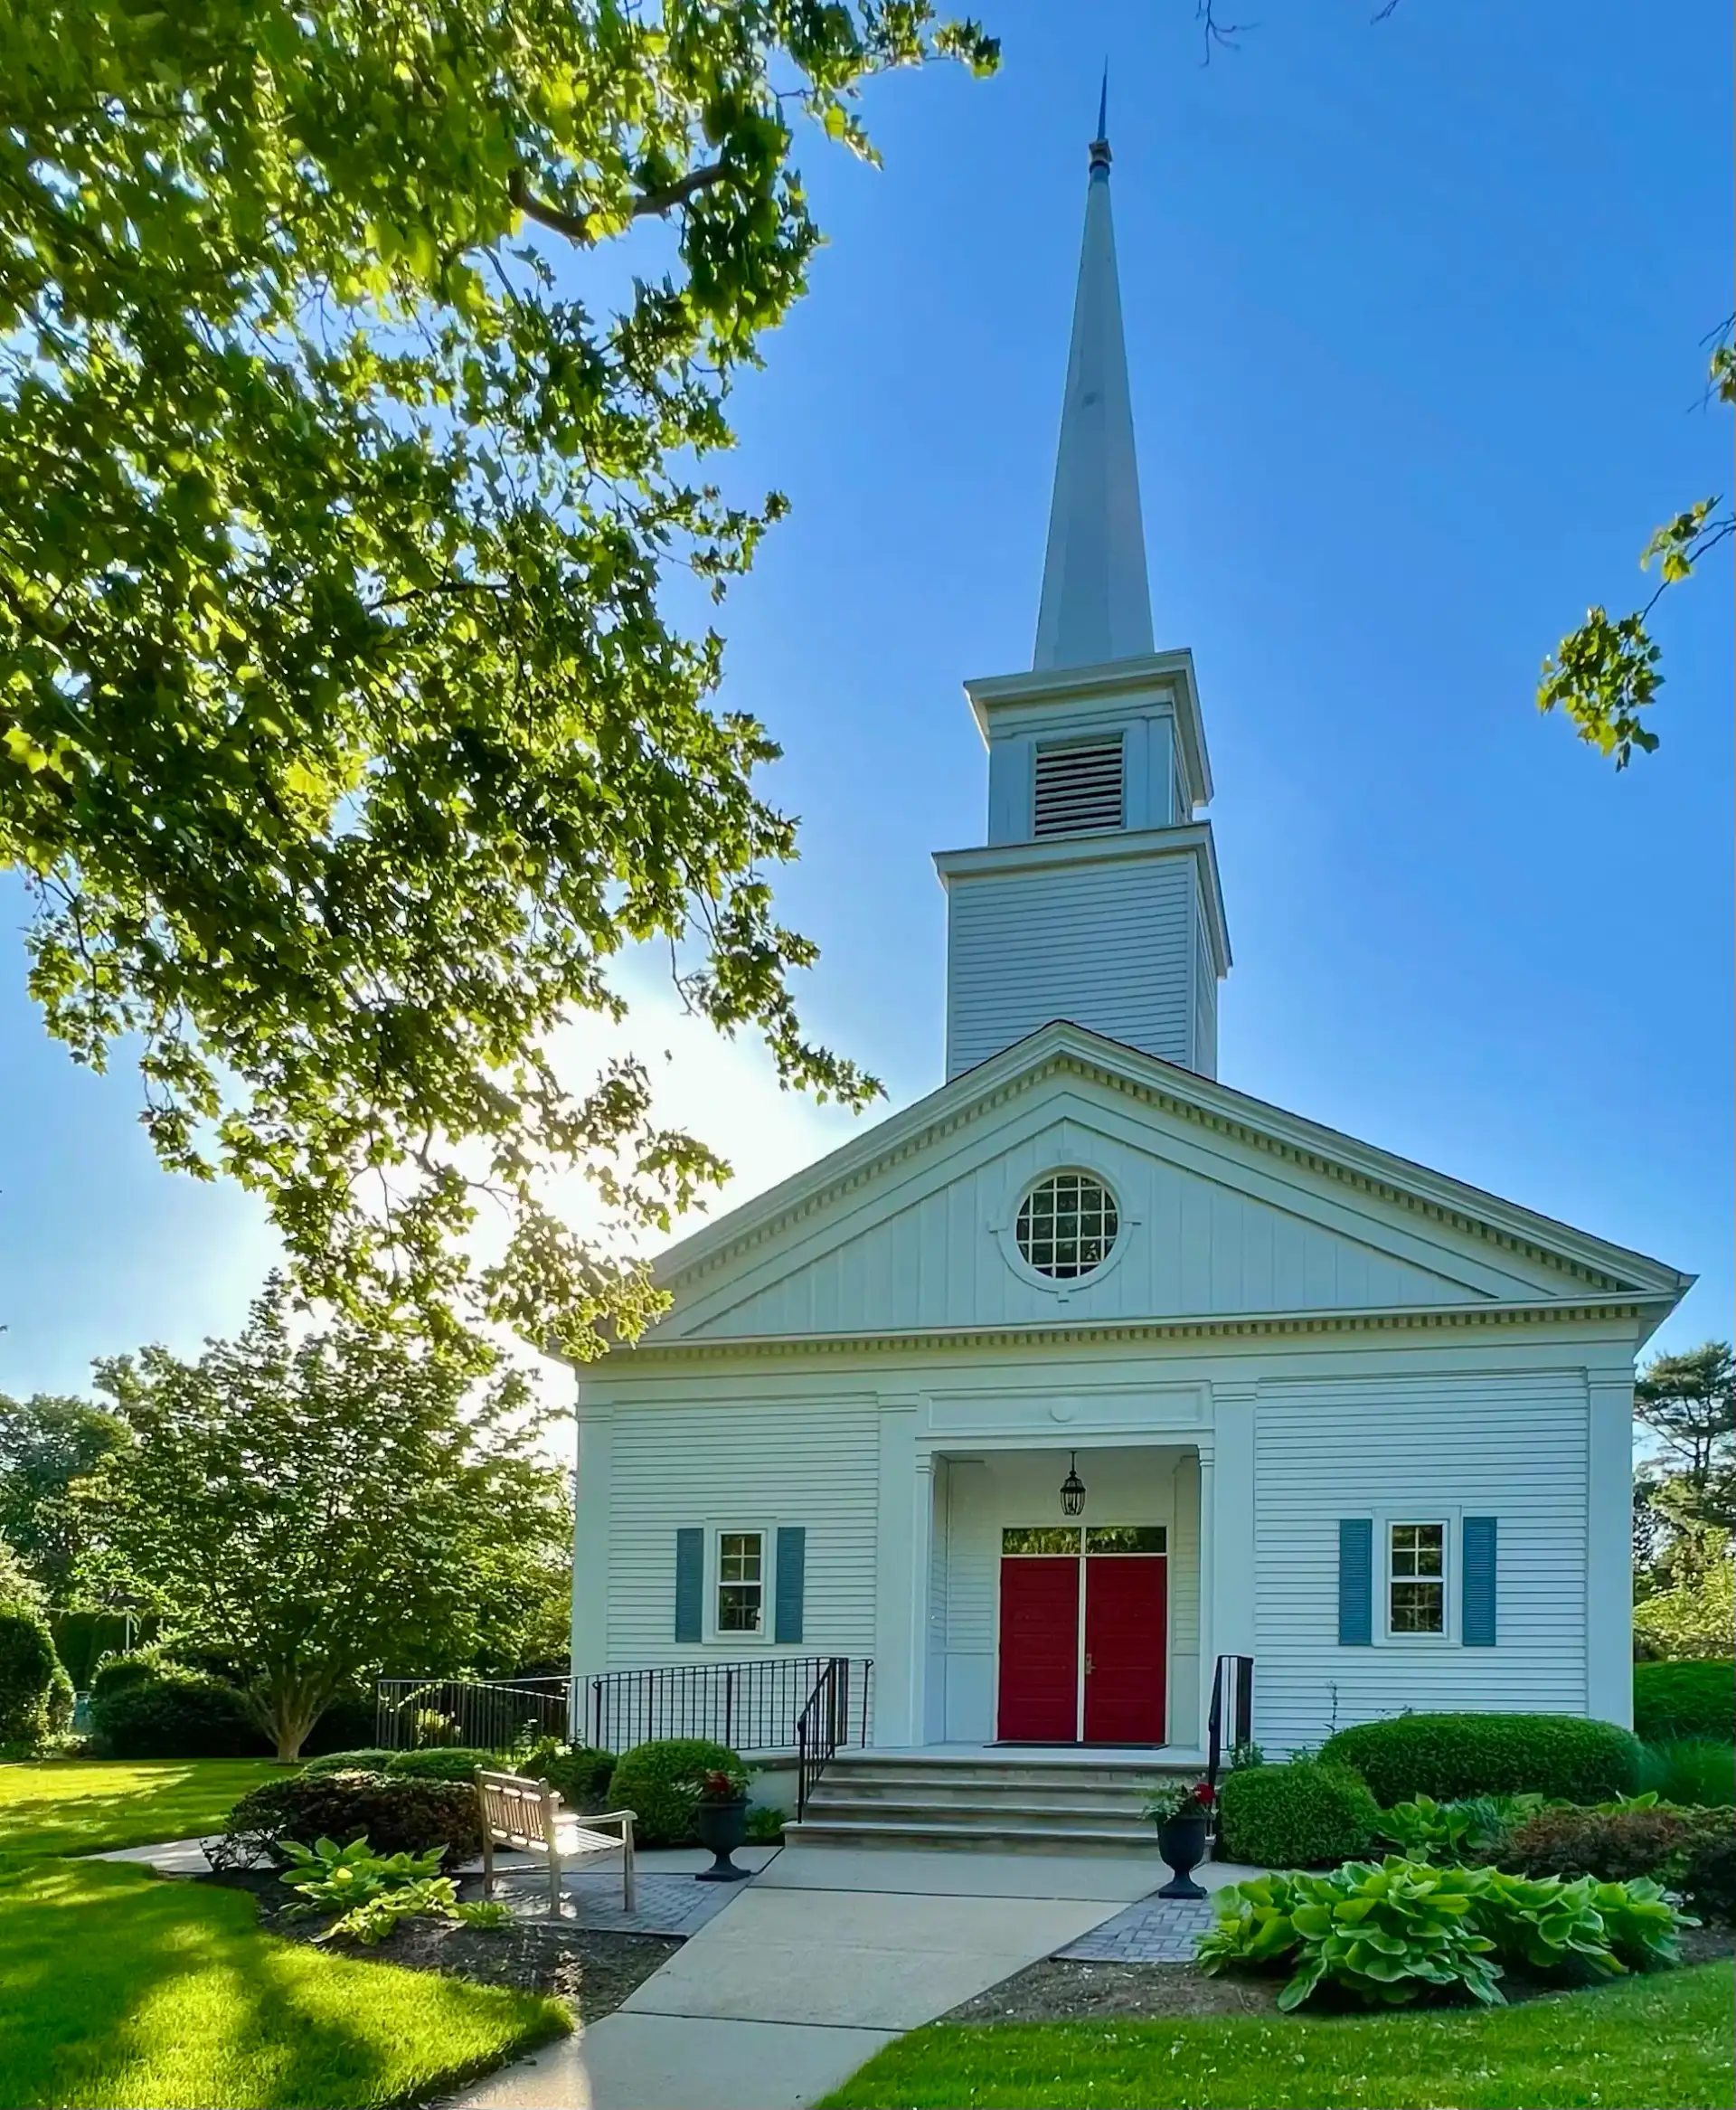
[1033,90,1154,670]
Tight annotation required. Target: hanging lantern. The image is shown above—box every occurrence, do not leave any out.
[1059,1450,1086,1518]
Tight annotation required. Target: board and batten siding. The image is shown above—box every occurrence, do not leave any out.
[684,1109,1486,1340]
[945,856,1194,1076]
[1253,1371,1591,1752]
[603,1396,880,1672]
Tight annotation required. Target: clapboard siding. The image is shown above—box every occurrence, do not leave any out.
[687,1112,1485,1339]
[946,858,1194,1075]
[1253,1373,1590,1751]
[605,1397,880,1667]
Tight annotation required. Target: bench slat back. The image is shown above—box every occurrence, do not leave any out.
[476,1767,560,1853]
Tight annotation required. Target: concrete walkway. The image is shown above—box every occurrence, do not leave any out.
[453,1844,1170,2110]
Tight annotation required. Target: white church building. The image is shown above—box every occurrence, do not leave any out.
[569,119,1690,1805]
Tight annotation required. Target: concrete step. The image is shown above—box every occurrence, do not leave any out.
[818,1760,1195,1794]
[784,1815,1164,1856]
[801,1794,1167,1833]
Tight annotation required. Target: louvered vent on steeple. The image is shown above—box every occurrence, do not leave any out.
[1033,737,1124,836]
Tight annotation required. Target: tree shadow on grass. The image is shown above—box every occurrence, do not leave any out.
[0,1859,565,2109]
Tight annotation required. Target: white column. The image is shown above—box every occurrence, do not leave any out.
[1586,1371,1636,1727]
[873,1395,922,1747]
[910,1454,938,1746]
[1195,1446,1214,1754]
[570,1389,614,1742]
[1211,1385,1259,1662]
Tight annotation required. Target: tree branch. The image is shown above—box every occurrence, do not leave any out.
[509,163,738,248]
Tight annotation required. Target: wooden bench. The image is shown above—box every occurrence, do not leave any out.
[474,1766,637,1917]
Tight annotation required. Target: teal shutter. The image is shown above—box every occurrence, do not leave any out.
[1462,1517,1497,1647]
[675,1528,703,1643]
[774,1527,807,1644]
[1338,1519,1373,1645]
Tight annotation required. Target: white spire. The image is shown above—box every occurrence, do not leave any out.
[1032,91,1155,671]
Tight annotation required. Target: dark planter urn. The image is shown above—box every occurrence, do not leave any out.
[1155,1811,1210,1899]
[693,1796,751,1882]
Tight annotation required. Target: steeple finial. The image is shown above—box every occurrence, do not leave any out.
[1032,99,1153,671]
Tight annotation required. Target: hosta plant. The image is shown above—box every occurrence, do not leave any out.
[1200,1856,1694,2011]
[278,1835,445,1916]
[1378,1793,1543,1862]
[1198,1859,1503,2010]
[326,1876,460,1946]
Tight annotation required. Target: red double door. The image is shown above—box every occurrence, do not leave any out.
[996,1553,1167,1744]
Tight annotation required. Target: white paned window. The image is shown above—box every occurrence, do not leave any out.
[715,1529,766,1635]
[1033,738,1124,836]
[1016,1172,1119,1279]
[1388,1522,1446,1635]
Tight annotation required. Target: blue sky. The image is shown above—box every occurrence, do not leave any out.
[2,0,1731,1397]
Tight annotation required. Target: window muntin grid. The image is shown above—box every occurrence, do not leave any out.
[716,1529,765,1634]
[1389,1521,1446,1635]
[1014,1173,1119,1280]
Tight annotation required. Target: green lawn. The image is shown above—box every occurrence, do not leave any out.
[820,1962,1736,2110]
[0,1759,290,1861]
[0,1859,567,2110]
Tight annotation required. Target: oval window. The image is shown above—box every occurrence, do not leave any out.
[1014,1172,1118,1280]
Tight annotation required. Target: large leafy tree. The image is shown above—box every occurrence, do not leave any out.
[0,3,995,1361]
[75,1283,572,1758]
[0,1393,130,1601]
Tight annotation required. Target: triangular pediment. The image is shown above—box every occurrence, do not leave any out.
[635,1024,1688,1348]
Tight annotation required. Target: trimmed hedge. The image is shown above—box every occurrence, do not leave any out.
[384,1746,500,1783]
[1634,1660,1734,1743]
[1318,1713,1643,1806]
[90,1663,267,1759]
[0,1606,61,1747]
[1216,1759,1380,1869]
[607,1738,744,1846]
[214,1769,483,1870]
[539,1746,617,1812]
[300,1747,401,1776]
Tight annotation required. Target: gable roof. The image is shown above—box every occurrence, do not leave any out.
[629,1020,1690,1349]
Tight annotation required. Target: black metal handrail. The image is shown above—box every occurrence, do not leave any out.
[796,1655,866,1819]
[375,1676,571,1752]
[587,1654,873,1760]
[1206,1651,1255,1791]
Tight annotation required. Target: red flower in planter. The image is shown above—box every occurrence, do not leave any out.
[1191,1781,1217,1809]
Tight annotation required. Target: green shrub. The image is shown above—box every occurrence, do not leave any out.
[90,1663,265,1758]
[532,1745,617,1811]
[300,1748,401,1776]
[746,1803,786,1844]
[89,1651,164,1700]
[1634,1660,1734,1742]
[1637,1737,1735,1808]
[212,1769,483,1871]
[1675,1820,1736,1925]
[278,1836,446,1916]
[384,1746,499,1784]
[44,1661,75,1736]
[1216,1759,1380,1869]
[1320,1713,1643,1806]
[1505,1805,1694,1885]
[1199,1856,1690,2011]
[607,1738,745,1846]
[1378,1793,1542,1864]
[0,1605,60,1747]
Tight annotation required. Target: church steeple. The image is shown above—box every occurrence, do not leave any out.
[932,112,1229,1085]
[1033,87,1155,671]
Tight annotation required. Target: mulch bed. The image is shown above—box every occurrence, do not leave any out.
[945,1923,1736,2027]
[199,1867,679,2021]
